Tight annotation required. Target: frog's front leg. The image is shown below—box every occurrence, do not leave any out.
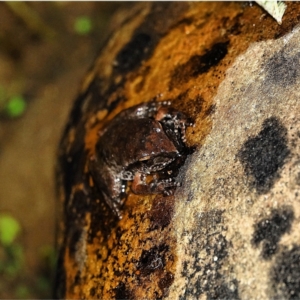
[131,172,180,195]
[89,158,125,218]
[102,191,124,219]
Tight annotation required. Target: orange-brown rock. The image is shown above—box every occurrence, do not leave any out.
[55,2,300,299]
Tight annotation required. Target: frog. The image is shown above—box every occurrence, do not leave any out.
[88,101,193,218]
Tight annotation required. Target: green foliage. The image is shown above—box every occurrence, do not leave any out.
[15,284,30,298]
[0,214,54,298]
[0,213,23,274]
[39,244,56,269]
[74,16,92,35]
[36,276,51,294]
[5,95,27,117]
[0,214,21,246]
[0,244,24,277]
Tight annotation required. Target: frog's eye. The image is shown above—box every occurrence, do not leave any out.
[152,156,172,165]
[145,155,175,172]
[139,155,151,162]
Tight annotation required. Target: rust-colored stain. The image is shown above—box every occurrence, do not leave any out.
[55,2,300,299]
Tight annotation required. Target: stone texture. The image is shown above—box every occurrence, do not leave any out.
[171,25,300,300]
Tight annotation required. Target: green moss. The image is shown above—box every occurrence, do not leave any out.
[74,16,92,35]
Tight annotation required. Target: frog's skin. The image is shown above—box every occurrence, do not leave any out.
[89,101,192,218]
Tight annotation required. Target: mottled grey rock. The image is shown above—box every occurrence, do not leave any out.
[171,26,300,300]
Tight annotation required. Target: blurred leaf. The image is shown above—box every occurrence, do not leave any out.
[74,16,93,35]
[5,95,27,117]
[2,244,24,277]
[0,214,21,246]
[39,245,56,268]
[9,244,24,265]
[15,284,30,298]
[5,2,56,39]
[5,262,19,277]
[36,276,51,294]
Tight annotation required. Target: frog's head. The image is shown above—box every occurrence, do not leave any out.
[122,117,182,175]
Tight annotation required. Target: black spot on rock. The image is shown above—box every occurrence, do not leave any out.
[252,207,294,259]
[170,41,228,89]
[69,227,83,258]
[53,247,66,299]
[74,271,81,286]
[158,272,174,297]
[204,104,216,117]
[179,210,240,299]
[137,244,168,276]
[70,190,90,219]
[114,282,133,300]
[67,92,88,128]
[147,195,174,230]
[114,2,189,76]
[207,280,240,300]
[238,117,290,193]
[88,185,119,242]
[114,33,152,73]
[264,48,300,88]
[60,145,87,206]
[270,244,300,299]
[89,287,96,297]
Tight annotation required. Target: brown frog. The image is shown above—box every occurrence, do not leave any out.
[89,101,192,218]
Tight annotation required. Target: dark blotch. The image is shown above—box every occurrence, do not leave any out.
[188,42,229,76]
[66,94,86,128]
[74,271,81,286]
[70,190,91,219]
[264,48,300,88]
[114,33,152,73]
[68,227,82,258]
[137,244,168,276]
[89,287,96,297]
[53,247,66,299]
[158,272,174,297]
[221,13,242,36]
[147,195,174,230]
[170,41,228,89]
[207,280,240,300]
[180,210,240,299]
[114,282,133,300]
[270,244,300,299]
[113,2,188,76]
[238,117,290,193]
[88,185,119,242]
[252,207,294,259]
[204,104,216,117]
[60,145,87,206]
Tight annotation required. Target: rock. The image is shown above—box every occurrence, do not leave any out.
[55,2,300,299]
